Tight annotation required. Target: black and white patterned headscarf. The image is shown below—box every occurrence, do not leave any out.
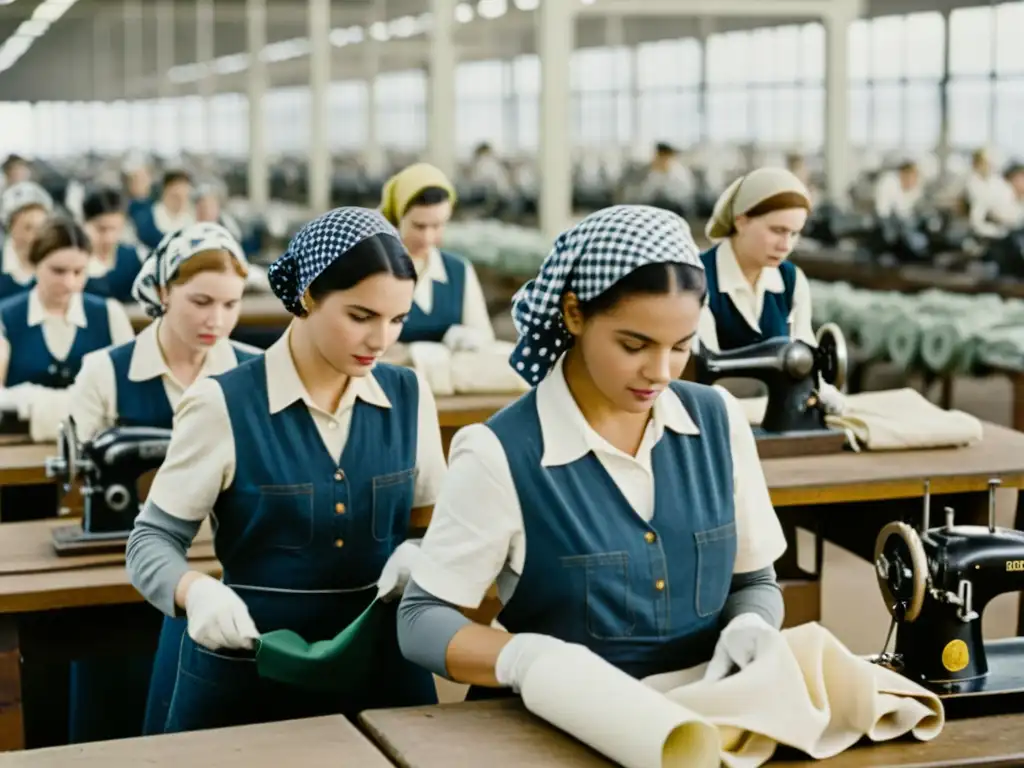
[509,205,703,385]
[132,221,247,318]
[268,207,401,316]
[1,181,53,229]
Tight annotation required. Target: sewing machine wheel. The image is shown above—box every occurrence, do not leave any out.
[815,322,848,391]
[45,416,80,486]
[874,521,927,623]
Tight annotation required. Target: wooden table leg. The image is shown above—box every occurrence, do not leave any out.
[0,616,24,752]
[1011,372,1024,433]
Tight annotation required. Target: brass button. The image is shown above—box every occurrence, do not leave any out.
[334,538,344,548]
[644,532,656,544]
[654,579,665,591]
[334,470,345,481]
[335,503,345,514]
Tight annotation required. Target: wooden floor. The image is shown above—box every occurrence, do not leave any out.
[434,336,1023,701]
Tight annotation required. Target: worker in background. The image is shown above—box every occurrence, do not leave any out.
[81,187,147,303]
[636,142,696,215]
[125,208,443,733]
[873,160,923,220]
[0,217,135,520]
[0,181,53,300]
[964,149,1011,239]
[397,205,787,696]
[1,155,33,191]
[69,223,259,742]
[468,142,515,218]
[786,152,820,205]
[193,180,260,258]
[379,162,494,346]
[970,161,1024,239]
[128,169,195,250]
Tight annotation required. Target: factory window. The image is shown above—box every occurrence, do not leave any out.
[179,96,207,157]
[457,59,507,154]
[211,93,249,158]
[512,54,539,153]
[636,38,702,150]
[375,70,427,151]
[0,102,34,156]
[949,5,994,77]
[152,99,181,159]
[328,81,367,152]
[571,46,632,149]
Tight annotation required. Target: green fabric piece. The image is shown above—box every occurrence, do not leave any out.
[254,598,393,692]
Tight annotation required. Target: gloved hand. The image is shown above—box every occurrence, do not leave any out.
[495,633,570,694]
[184,575,260,651]
[442,324,489,352]
[376,540,422,602]
[817,380,847,416]
[703,612,780,682]
[0,382,41,420]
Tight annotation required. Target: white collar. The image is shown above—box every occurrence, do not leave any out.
[27,287,87,328]
[413,248,449,313]
[535,355,699,468]
[127,319,242,385]
[2,238,33,283]
[715,239,784,296]
[264,325,392,416]
[152,201,195,236]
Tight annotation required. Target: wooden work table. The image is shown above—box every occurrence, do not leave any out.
[359,698,1024,768]
[0,521,220,751]
[0,715,390,767]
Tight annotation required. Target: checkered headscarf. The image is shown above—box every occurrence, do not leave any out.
[510,205,702,385]
[268,207,402,316]
[132,221,247,318]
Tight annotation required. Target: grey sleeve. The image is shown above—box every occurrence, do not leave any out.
[721,565,785,629]
[397,579,473,679]
[125,501,204,618]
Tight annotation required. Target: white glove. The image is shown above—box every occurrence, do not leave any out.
[441,324,488,352]
[703,613,780,682]
[0,383,41,419]
[817,380,847,416]
[184,575,260,652]
[376,540,422,602]
[495,633,569,694]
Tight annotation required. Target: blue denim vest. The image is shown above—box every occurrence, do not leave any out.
[85,244,144,303]
[399,251,468,343]
[487,380,737,679]
[701,245,796,351]
[1,292,112,388]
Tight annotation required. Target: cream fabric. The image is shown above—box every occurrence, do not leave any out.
[825,388,983,451]
[518,622,943,768]
[409,342,455,396]
[406,341,530,397]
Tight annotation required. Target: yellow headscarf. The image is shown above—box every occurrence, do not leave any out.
[379,163,457,226]
[705,167,811,242]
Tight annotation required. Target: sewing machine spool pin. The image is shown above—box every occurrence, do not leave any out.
[988,478,1000,533]
[921,479,930,532]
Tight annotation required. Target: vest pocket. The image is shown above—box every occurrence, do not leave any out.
[694,521,738,618]
[255,484,315,551]
[371,468,417,542]
[560,552,636,640]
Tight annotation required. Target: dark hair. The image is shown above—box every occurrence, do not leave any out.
[2,155,26,172]
[28,216,91,266]
[307,233,416,304]
[655,142,677,156]
[162,170,191,188]
[82,186,125,221]
[1005,162,1024,180]
[576,262,707,319]
[898,160,918,173]
[405,185,451,212]
[744,191,811,218]
[473,142,492,157]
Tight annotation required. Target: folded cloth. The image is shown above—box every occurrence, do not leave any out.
[9,384,70,443]
[825,387,983,451]
[516,622,942,768]
[408,342,455,396]
[450,342,530,395]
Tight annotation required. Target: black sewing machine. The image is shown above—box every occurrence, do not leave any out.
[873,479,1024,700]
[44,416,171,555]
[693,323,849,457]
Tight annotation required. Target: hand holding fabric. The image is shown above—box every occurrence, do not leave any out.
[184,575,260,651]
[376,540,422,602]
[703,612,780,682]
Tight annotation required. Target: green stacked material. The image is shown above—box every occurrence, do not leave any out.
[808,280,1024,375]
[444,221,550,276]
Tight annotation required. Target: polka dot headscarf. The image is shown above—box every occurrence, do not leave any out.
[132,221,247,318]
[509,205,703,385]
[268,207,402,316]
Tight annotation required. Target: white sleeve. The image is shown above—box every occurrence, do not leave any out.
[696,300,721,354]
[146,378,236,522]
[715,387,787,574]
[105,299,137,345]
[412,423,525,608]
[412,369,447,508]
[68,350,118,442]
[789,266,815,347]
[459,263,495,342]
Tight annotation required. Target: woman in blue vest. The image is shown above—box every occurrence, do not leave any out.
[0,181,53,300]
[81,186,147,303]
[379,163,494,346]
[396,205,788,695]
[65,222,259,744]
[697,167,815,354]
[125,207,446,733]
[0,216,135,522]
[128,169,195,250]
